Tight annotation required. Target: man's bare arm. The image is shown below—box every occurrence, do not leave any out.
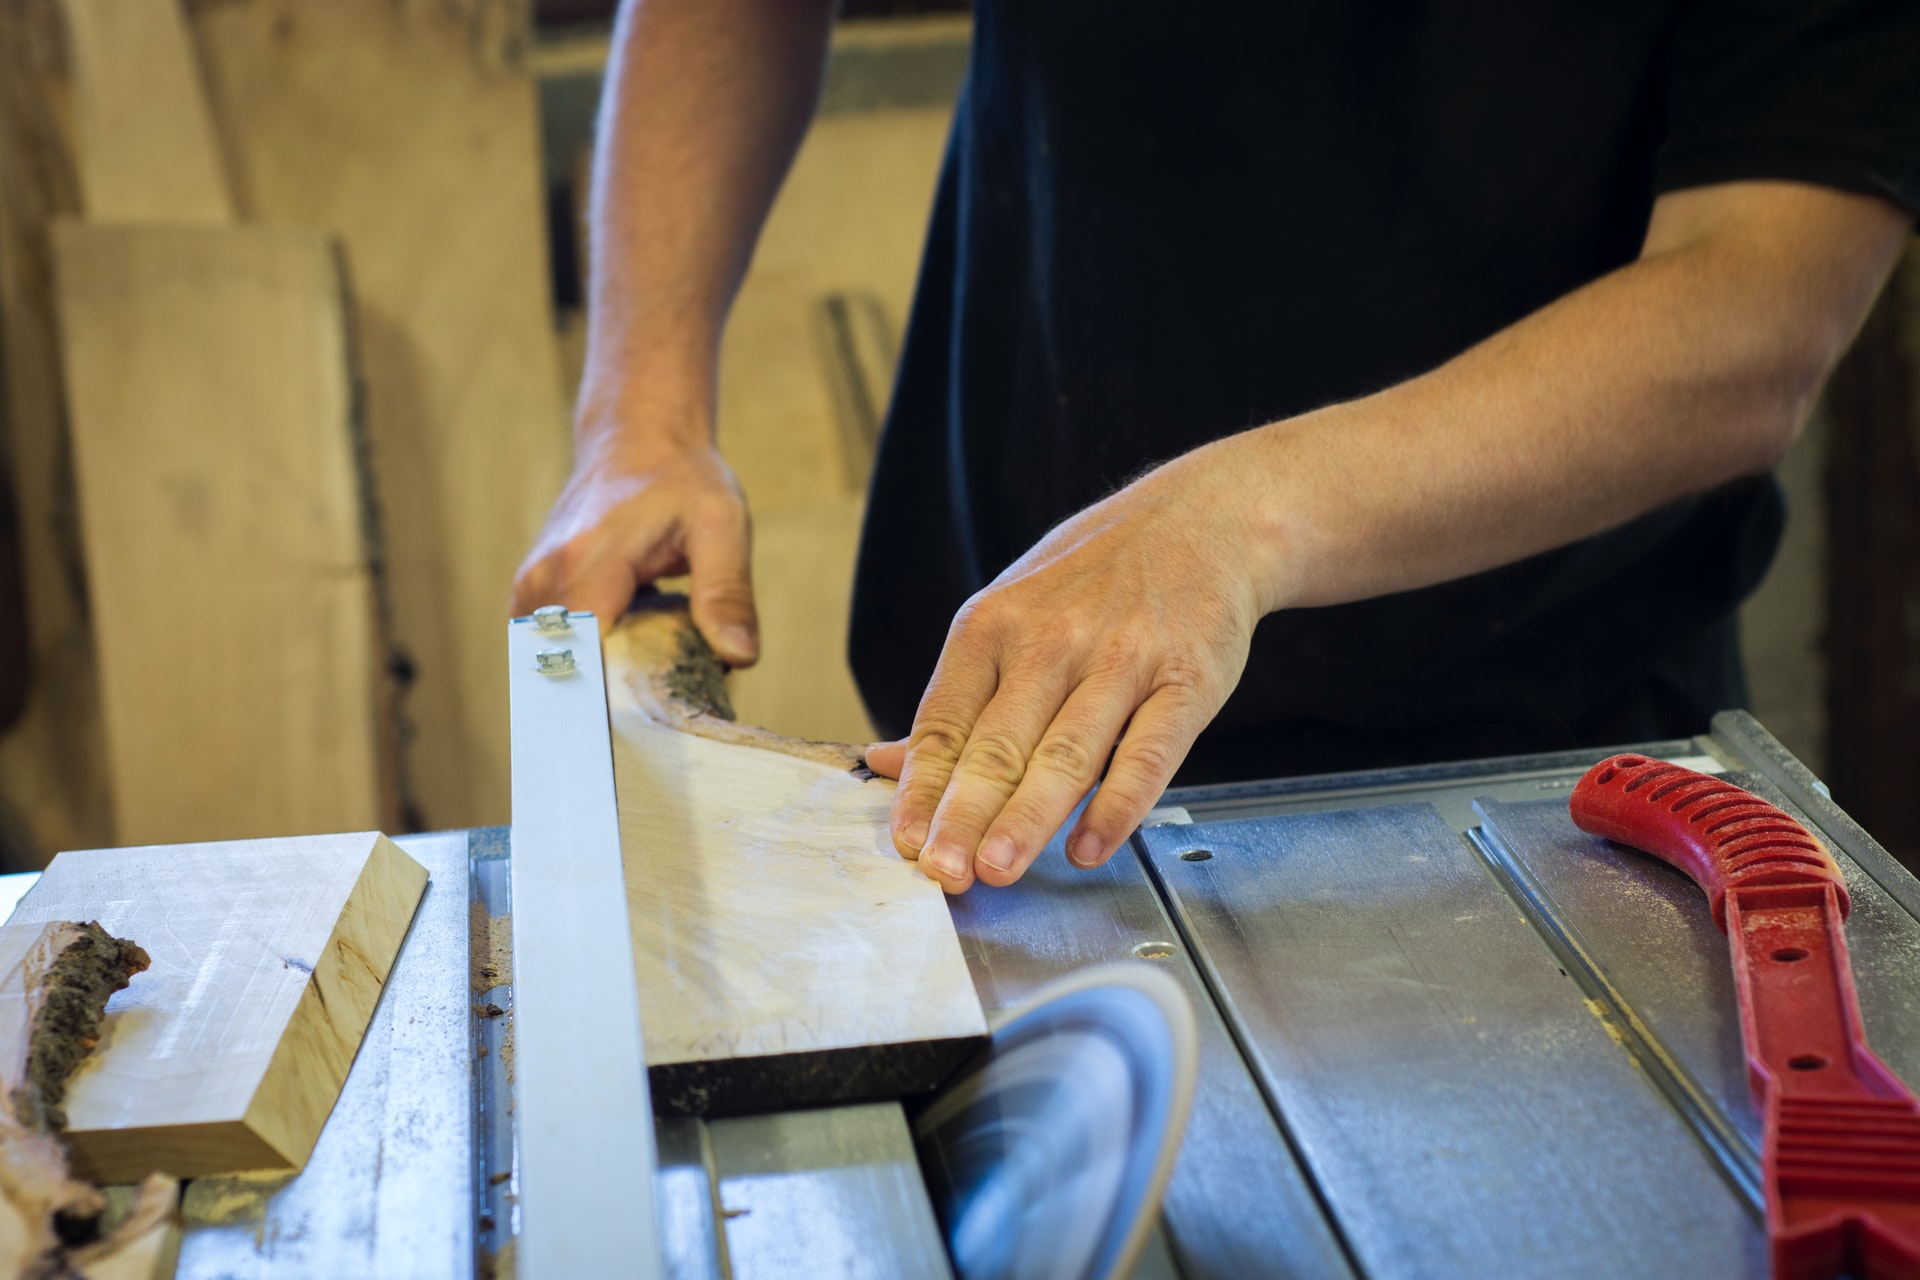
[1256,182,1909,610]
[511,0,838,662]
[873,181,1912,893]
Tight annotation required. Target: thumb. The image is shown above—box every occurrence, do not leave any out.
[685,505,760,666]
[864,738,908,779]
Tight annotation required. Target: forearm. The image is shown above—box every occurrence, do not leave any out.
[578,0,837,456]
[1242,182,1912,614]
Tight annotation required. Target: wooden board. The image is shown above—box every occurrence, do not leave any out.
[603,607,985,1116]
[53,222,393,845]
[5,831,428,1182]
[0,0,115,860]
[191,0,573,831]
[58,0,232,223]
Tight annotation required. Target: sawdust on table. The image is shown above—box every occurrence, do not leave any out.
[478,1234,517,1280]
[180,1169,297,1226]
[469,898,512,995]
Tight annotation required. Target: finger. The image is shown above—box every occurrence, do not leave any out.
[890,616,1003,879]
[970,676,1138,887]
[565,552,646,626]
[684,502,759,666]
[509,552,554,617]
[512,540,638,626]
[864,739,907,780]
[919,658,1076,889]
[1065,685,1210,869]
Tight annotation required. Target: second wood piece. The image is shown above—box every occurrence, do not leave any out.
[5,831,428,1183]
[0,920,180,1280]
[58,0,233,223]
[604,607,986,1116]
[53,222,392,845]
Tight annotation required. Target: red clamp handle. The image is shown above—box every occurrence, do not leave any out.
[1572,754,1920,1280]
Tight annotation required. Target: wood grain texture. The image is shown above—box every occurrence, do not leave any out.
[604,607,985,1115]
[5,831,428,1182]
[53,222,393,845]
[59,0,232,222]
[0,0,114,860]
[192,0,572,831]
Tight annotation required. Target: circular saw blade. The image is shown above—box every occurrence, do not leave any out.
[913,962,1199,1280]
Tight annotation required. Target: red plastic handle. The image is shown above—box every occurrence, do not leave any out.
[1572,755,1920,1280]
[1569,753,1850,929]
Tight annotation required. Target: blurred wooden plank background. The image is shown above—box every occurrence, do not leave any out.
[54,223,391,843]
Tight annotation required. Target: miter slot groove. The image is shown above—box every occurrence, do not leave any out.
[1127,833,1369,1280]
[1463,824,1764,1214]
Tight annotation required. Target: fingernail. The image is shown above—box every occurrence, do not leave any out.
[719,625,757,658]
[899,820,929,852]
[978,837,1016,872]
[925,843,967,880]
[1067,832,1104,867]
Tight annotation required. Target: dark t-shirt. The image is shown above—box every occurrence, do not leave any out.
[848,0,1920,782]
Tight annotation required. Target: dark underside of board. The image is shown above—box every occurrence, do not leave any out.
[649,1034,987,1118]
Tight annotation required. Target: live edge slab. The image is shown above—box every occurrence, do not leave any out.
[603,605,988,1116]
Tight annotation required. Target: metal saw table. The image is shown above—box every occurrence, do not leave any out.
[10,710,1913,1278]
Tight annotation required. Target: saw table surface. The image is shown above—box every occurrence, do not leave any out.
[7,711,1916,1278]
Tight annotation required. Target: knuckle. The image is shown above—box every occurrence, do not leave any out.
[1029,731,1101,781]
[1084,634,1149,685]
[696,574,754,607]
[552,537,594,587]
[951,594,1011,646]
[694,491,746,529]
[909,719,971,764]
[960,731,1028,788]
[1154,651,1215,697]
[1111,736,1183,793]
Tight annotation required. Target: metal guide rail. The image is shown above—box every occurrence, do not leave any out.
[2,711,1911,1277]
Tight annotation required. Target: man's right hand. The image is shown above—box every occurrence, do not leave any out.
[510,438,760,667]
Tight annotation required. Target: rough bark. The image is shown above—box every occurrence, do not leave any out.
[604,594,875,777]
[0,921,178,1280]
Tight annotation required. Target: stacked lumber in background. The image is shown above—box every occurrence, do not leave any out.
[0,0,568,861]
[192,0,571,832]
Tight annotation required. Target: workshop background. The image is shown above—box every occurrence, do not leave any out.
[0,0,1914,873]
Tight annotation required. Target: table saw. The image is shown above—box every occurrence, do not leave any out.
[5,704,1913,1279]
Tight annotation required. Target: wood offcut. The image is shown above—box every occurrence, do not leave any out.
[7,831,429,1182]
[0,920,179,1280]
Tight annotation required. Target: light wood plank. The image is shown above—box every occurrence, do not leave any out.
[603,606,984,1114]
[59,0,233,223]
[0,1,114,860]
[6,831,428,1182]
[192,0,573,831]
[53,222,392,845]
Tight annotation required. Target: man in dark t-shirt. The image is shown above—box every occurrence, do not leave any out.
[514,1,1918,894]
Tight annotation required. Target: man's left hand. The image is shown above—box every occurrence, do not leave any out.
[864,436,1282,892]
